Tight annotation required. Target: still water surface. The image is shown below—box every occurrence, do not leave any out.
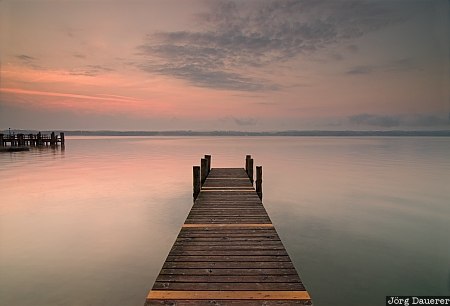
[1,136,449,306]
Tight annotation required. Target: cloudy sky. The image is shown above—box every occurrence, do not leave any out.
[0,0,449,131]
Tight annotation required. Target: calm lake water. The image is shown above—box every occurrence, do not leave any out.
[0,136,449,306]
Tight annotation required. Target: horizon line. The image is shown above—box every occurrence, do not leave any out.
[2,129,450,137]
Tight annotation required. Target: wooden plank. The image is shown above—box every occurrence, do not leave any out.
[206,178,250,180]
[159,268,299,276]
[166,256,292,262]
[185,216,271,220]
[162,261,297,269]
[182,224,274,228]
[201,187,254,189]
[190,208,266,210]
[184,221,272,225]
[201,190,256,192]
[172,243,284,251]
[174,237,281,242]
[177,234,279,239]
[152,282,305,290]
[191,206,264,209]
[155,275,301,283]
[179,229,276,234]
[146,300,311,305]
[179,230,276,235]
[172,242,284,247]
[188,212,268,215]
[147,290,311,300]
[187,216,270,219]
[168,250,289,256]
[203,182,253,187]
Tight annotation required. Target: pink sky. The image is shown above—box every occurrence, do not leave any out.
[1,0,449,131]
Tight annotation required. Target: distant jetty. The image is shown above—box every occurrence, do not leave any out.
[0,132,65,150]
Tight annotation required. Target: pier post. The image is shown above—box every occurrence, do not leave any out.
[60,132,65,145]
[37,132,42,146]
[201,158,208,185]
[0,134,3,147]
[256,166,262,199]
[50,132,56,146]
[245,155,251,175]
[204,155,211,175]
[18,134,24,146]
[193,166,201,199]
[248,158,254,184]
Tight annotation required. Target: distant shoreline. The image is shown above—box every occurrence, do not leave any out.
[2,130,450,137]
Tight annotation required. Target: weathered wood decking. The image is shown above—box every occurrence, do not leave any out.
[145,160,312,305]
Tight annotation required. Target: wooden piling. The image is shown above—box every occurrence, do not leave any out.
[245,155,251,174]
[37,132,42,146]
[28,134,34,146]
[204,154,211,175]
[193,166,201,199]
[60,132,65,145]
[50,132,56,146]
[17,134,24,146]
[256,165,262,200]
[248,158,254,184]
[0,134,4,147]
[201,158,208,184]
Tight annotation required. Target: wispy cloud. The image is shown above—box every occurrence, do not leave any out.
[408,113,450,127]
[137,0,408,91]
[349,113,400,127]
[0,88,142,104]
[69,65,114,77]
[349,113,450,128]
[16,54,35,61]
[233,117,258,126]
[346,65,374,75]
[15,54,43,70]
[346,58,419,75]
[14,53,113,77]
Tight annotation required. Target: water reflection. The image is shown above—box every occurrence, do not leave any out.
[0,136,449,306]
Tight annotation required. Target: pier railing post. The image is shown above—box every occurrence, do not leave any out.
[248,158,254,184]
[205,155,211,175]
[256,166,262,199]
[193,166,201,200]
[18,134,24,146]
[50,132,56,146]
[201,158,208,185]
[37,132,42,146]
[245,155,251,175]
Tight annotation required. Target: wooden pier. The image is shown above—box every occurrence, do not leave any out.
[0,132,65,147]
[145,155,312,305]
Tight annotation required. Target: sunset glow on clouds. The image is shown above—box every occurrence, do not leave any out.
[0,0,449,131]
